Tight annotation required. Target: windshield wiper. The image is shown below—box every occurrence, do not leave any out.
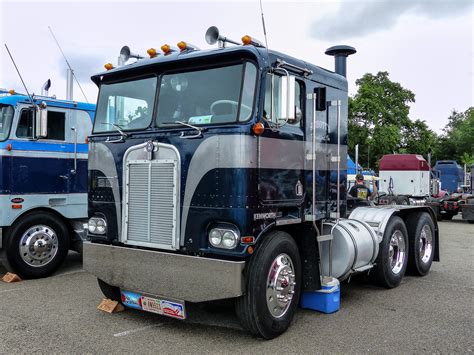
[101,123,129,142]
[162,121,203,139]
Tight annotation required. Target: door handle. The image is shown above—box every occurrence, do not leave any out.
[59,175,69,180]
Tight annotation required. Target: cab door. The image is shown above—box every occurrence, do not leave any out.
[258,73,305,204]
[12,106,69,195]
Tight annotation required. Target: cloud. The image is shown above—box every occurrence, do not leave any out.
[310,0,474,41]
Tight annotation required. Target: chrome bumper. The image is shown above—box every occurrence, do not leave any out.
[82,242,245,303]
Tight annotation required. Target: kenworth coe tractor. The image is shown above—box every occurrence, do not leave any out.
[83,27,440,339]
[0,90,95,278]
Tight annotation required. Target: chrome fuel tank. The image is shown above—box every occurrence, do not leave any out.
[321,219,378,280]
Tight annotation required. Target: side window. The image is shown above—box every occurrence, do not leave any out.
[263,74,303,126]
[46,111,65,140]
[16,109,66,140]
[16,109,34,138]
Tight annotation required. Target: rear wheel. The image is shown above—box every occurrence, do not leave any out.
[371,216,408,288]
[98,278,122,302]
[406,212,435,276]
[236,231,301,339]
[4,212,69,279]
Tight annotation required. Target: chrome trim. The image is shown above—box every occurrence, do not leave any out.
[83,242,245,302]
[276,217,302,226]
[122,142,181,249]
[0,228,3,249]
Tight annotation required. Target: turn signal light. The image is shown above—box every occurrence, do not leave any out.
[8,89,15,95]
[12,204,22,209]
[104,63,114,70]
[6,143,12,151]
[252,122,265,136]
[147,48,158,58]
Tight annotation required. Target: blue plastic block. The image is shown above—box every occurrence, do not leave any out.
[300,279,340,314]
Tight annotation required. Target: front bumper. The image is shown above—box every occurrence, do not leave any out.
[82,242,245,303]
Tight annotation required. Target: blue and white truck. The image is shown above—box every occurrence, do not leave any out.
[0,90,95,278]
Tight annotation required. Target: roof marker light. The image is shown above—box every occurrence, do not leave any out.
[161,44,177,56]
[147,48,158,58]
[177,41,199,53]
[104,63,114,70]
[241,35,265,48]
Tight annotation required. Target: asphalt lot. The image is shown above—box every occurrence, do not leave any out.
[0,217,472,353]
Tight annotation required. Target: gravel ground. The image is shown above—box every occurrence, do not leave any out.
[0,217,472,353]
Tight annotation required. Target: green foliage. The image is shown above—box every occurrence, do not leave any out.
[348,71,472,171]
[434,108,474,164]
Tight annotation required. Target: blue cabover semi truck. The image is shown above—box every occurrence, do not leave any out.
[83,27,440,338]
[0,91,95,278]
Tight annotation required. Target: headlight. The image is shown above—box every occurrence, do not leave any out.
[88,217,107,235]
[208,227,239,249]
[209,230,222,247]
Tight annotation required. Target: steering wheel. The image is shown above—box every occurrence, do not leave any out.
[210,100,252,118]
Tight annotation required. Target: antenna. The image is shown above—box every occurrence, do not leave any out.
[48,26,89,102]
[4,44,36,107]
[259,0,270,56]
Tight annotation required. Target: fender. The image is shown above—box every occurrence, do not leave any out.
[349,205,440,262]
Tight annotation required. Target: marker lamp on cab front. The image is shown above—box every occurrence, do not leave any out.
[208,227,239,249]
[88,217,107,235]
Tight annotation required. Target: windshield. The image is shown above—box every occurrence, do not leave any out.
[94,77,157,133]
[157,62,257,126]
[0,104,14,141]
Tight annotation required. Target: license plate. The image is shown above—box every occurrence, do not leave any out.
[121,290,186,320]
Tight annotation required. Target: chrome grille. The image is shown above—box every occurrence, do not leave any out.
[124,160,178,250]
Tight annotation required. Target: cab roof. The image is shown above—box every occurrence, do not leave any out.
[0,93,96,112]
[91,45,348,91]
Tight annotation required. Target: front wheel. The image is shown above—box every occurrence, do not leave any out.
[406,212,435,276]
[371,216,408,288]
[4,212,69,279]
[236,231,301,339]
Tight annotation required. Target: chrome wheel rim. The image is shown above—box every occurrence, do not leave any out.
[419,224,433,263]
[388,230,406,275]
[19,225,58,267]
[266,253,296,318]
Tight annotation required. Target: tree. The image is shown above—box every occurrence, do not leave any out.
[434,107,474,163]
[348,72,416,168]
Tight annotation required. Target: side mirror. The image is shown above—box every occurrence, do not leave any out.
[277,74,296,121]
[35,101,48,138]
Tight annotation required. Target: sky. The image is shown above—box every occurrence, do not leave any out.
[0,0,472,133]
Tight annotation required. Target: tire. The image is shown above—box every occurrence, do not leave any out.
[406,212,435,276]
[98,278,122,302]
[235,231,301,339]
[468,220,474,224]
[371,216,408,288]
[4,211,69,279]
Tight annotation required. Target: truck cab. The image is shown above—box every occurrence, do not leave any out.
[0,91,95,278]
[83,30,439,339]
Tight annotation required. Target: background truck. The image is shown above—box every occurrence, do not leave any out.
[83,27,439,339]
[0,90,95,278]
[433,160,463,193]
[378,154,438,206]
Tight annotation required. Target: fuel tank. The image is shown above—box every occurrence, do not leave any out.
[320,219,378,280]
